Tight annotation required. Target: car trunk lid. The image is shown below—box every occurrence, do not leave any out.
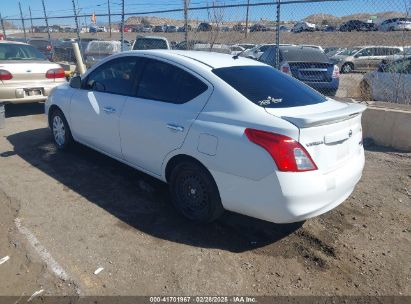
[265,100,366,172]
[0,61,58,84]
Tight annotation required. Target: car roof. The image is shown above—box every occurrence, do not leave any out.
[119,50,265,69]
[136,36,168,41]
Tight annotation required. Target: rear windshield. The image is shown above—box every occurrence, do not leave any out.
[0,43,46,61]
[29,40,49,49]
[213,65,326,108]
[280,47,329,62]
[86,42,120,54]
[133,38,168,50]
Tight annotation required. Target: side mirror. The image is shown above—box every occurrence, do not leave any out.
[69,76,81,89]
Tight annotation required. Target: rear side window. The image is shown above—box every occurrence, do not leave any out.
[213,65,326,108]
[137,59,208,104]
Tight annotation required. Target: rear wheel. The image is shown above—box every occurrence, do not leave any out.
[341,63,353,74]
[50,109,73,150]
[169,160,224,223]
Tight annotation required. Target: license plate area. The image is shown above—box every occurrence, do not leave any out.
[24,88,43,96]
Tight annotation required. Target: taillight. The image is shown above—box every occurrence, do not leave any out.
[280,63,292,75]
[245,128,317,172]
[46,44,52,51]
[332,65,340,79]
[46,68,65,79]
[0,69,13,80]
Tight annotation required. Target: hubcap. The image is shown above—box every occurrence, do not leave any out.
[52,116,65,146]
[177,174,208,215]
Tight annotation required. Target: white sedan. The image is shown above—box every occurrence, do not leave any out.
[45,50,366,223]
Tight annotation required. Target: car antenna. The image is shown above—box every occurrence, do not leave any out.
[232,46,248,59]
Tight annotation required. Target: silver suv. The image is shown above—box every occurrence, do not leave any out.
[330,46,403,73]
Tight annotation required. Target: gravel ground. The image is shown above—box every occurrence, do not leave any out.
[0,103,410,299]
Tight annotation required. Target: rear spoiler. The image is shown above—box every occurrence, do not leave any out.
[281,103,367,128]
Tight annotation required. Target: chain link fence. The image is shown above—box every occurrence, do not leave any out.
[1,0,410,103]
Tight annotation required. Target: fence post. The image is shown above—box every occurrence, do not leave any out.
[184,0,189,47]
[121,0,125,52]
[0,13,6,39]
[29,6,34,33]
[107,0,112,38]
[18,2,27,43]
[71,0,82,54]
[41,0,52,45]
[275,0,281,69]
[245,0,250,38]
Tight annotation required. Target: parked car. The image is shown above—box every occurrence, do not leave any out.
[241,44,275,60]
[84,40,123,67]
[132,36,171,50]
[292,21,316,33]
[322,25,336,32]
[153,25,165,32]
[339,20,376,32]
[237,43,255,50]
[177,25,192,32]
[28,38,54,61]
[174,40,206,50]
[45,50,366,223]
[361,57,411,104]
[259,45,340,96]
[250,24,269,32]
[193,43,231,54]
[279,26,292,32]
[166,25,178,33]
[197,22,212,31]
[330,46,403,73]
[378,18,411,32]
[0,41,66,104]
[229,45,245,56]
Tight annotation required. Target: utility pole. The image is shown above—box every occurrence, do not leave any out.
[120,0,124,51]
[108,0,112,38]
[245,0,250,38]
[29,6,34,33]
[18,2,27,43]
[183,0,189,47]
[41,0,51,45]
[0,13,6,39]
[71,0,82,53]
[275,0,281,69]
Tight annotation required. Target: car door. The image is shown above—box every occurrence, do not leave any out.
[120,57,213,176]
[69,56,140,159]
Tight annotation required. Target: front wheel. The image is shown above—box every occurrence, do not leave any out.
[169,160,224,223]
[50,109,73,150]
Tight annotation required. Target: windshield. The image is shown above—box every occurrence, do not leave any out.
[133,38,168,50]
[0,43,46,61]
[212,65,326,108]
[339,48,360,56]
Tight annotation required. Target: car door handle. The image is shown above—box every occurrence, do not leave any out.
[103,106,116,114]
[166,124,184,132]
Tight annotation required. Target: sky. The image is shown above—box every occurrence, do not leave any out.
[1,0,409,26]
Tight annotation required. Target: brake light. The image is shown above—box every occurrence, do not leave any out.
[280,63,292,75]
[332,65,340,78]
[245,128,317,172]
[0,69,13,80]
[46,68,65,79]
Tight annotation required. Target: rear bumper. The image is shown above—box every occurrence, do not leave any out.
[305,79,339,94]
[0,81,66,104]
[211,148,364,224]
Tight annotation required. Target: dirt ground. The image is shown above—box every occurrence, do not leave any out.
[0,103,410,300]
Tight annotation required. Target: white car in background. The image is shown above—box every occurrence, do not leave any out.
[240,44,275,59]
[379,18,411,31]
[293,21,316,32]
[45,50,366,223]
[361,57,411,104]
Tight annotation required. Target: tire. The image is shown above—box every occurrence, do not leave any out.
[50,108,73,151]
[169,160,224,223]
[341,63,353,74]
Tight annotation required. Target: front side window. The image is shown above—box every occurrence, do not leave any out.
[137,59,208,104]
[84,57,141,95]
[213,65,326,108]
